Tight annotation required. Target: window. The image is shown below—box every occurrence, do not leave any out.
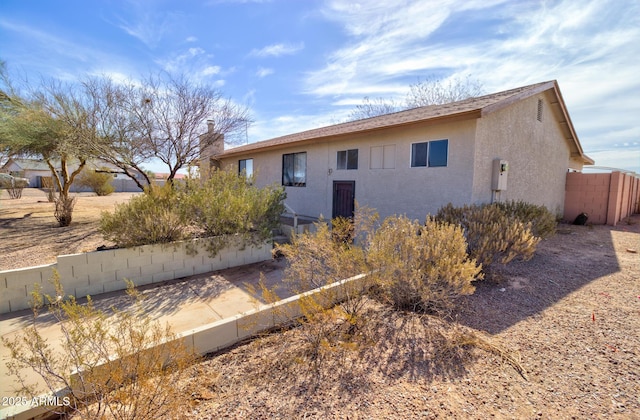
[337,149,358,170]
[282,152,306,186]
[411,139,448,168]
[238,159,253,178]
[370,145,396,169]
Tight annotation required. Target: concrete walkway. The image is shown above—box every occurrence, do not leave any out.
[0,259,287,419]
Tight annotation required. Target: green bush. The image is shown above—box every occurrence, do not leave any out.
[99,170,286,250]
[436,202,541,272]
[180,170,285,243]
[76,168,115,196]
[100,183,187,247]
[368,215,481,314]
[494,200,557,238]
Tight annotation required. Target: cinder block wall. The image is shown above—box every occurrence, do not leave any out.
[0,238,272,314]
[564,171,640,225]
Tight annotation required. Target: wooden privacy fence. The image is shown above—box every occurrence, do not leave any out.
[564,171,640,225]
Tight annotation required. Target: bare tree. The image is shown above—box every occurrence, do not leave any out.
[345,75,485,121]
[83,77,155,190]
[86,73,251,187]
[405,75,484,108]
[346,96,400,121]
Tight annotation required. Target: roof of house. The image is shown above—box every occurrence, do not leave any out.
[3,158,52,171]
[217,80,593,165]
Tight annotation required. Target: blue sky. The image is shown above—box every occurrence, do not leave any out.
[1,0,639,173]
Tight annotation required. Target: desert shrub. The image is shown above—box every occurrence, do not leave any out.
[100,170,286,251]
[2,272,197,420]
[494,200,556,238]
[0,173,28,198]
[76,168,115,196]
[100,183,187,247]
[54,195,76,227]
[274,211,376,364]
[5,183,25,199]
[367,215,481,314]
[180,169,285,243]
[436,202,541,272]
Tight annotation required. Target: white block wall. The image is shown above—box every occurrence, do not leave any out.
[9,273,369,420]
[0,238,272,314]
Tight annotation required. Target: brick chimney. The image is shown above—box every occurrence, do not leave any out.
[199,120,224,175]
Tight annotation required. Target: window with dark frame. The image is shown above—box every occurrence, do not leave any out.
[282,152,307,187]
[410,139,448,168]
[337,149,358,170]
[238,158,253,178]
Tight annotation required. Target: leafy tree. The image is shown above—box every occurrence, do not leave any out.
[0,68,95,226]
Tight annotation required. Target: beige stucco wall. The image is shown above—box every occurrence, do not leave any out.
[473,92,570,215]
[220,119,478,221]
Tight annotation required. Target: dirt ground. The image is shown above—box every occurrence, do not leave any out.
[0,188,139,270]
[179,216,640,419]
[2,188,639,418]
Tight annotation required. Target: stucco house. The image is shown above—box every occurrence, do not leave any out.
[201,80,593,222]
[1,158,52,188]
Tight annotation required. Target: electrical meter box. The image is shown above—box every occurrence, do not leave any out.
[491,159,508,191]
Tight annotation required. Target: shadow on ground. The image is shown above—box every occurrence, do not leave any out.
[456,220,637,334]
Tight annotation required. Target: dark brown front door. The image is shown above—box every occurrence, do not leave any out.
[333,181,355,219]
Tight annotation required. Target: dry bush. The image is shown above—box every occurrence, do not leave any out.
[274,211,377,370]
[367,216,481,315]
[2,272,197,420]
[436,202,541,273]
[0,174,28,198]
[75,168,115,196]
[5,184,25,198]
[54,195,76,227]
[494,200,557,238]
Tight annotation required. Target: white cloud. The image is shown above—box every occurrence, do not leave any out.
[249,42,304,57]
[186,36,197,42]
[202,65,221,76]
[113,1,185,49]
[256,67,274,78]
[300,0,640,171]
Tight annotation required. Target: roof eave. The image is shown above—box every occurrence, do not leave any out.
[217,109,482,159]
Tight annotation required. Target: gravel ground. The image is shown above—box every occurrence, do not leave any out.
[180,216,640,419]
